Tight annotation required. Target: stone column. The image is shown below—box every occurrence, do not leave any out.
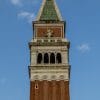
[31,52,36,65]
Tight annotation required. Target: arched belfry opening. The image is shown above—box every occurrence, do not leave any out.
[50,53,55,64]
[37,53,42,64]
[56,53,62,63]
[44,53,49,63]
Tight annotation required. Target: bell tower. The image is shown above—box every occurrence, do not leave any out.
[29,0,70,100]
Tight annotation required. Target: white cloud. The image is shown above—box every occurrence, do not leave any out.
[10,0,40,6]
[77,43,90,53]
[10,0,22,6]
[18,11,36,23]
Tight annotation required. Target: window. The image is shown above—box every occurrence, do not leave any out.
[56,53,62,63]
[37,53,42,64]
[44,53,49,63]
[37,52,62,64]
[50,53,55,64]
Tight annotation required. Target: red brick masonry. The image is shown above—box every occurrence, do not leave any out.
[36,26,63,37]
[30,80,70,100]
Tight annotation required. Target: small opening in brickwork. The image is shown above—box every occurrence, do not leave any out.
[35,84,39,89]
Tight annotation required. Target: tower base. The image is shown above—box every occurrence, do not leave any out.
[30,80,70,100]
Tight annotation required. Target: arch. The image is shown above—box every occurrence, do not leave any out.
[34,75,39,80]
[37,53,42,64]
[42,75,48,80]
[51,75,56,80]
[50,53,55,64]
[59,75,65,80]
[56,53,62,63]
[44,53,49,63]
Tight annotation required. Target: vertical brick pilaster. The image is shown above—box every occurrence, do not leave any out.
[60,80,65,100]
[39,81,43,100]
[43,80,48,100]
[65,81,70,100]
[34,81,39,100]
[48,81,52,100]
[52,81,56,100]
[56,81,61,100]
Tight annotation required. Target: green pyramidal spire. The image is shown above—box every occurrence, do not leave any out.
[36,0,62,21]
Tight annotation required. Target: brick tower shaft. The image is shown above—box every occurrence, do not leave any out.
[29,0,71,100]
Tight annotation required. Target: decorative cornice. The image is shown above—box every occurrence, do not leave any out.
[30,75,69,81]
[29,64,70,69]
[29,65,71,81]
[29,41,70,48]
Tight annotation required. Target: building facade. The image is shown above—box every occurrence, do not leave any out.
[29,0,71,100]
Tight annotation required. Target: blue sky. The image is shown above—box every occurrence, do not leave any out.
[0,0,100,100]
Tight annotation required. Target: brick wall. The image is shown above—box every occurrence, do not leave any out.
[30,80,70,100]
[36,27,63,37]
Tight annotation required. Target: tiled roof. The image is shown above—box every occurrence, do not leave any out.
[37,0,62,21]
